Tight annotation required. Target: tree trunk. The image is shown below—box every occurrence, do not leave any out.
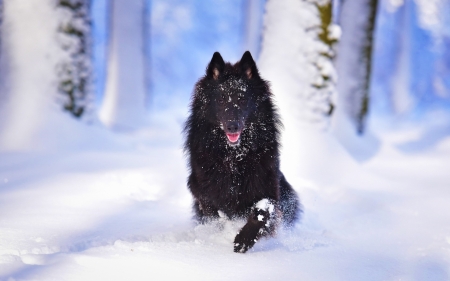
[98,0,147,130]
[56,0,93,119]
[259,0,337,128]
[0,0,3,52]
[243,0,265,59]
[258,0,339,178]
[0,0,3,90]
[334,0,378,134]
[0,0,65,150]
[315,0,339,116]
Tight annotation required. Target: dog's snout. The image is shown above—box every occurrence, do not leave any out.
[226,121,240,133]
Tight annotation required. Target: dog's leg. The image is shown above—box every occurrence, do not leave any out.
[193,199,220,224]
[279,173,301,227]
[233,199,278,253]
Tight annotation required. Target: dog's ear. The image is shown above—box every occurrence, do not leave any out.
[206,52,225,80]
[239,51,259,79]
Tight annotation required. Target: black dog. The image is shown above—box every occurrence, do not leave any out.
[184,51,300,253]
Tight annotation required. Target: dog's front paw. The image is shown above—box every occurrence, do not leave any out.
[233,228,258,253]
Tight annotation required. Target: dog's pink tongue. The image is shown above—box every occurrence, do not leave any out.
[226,133,240,143]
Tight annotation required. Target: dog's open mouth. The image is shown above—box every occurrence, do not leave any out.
[226,132,241,143]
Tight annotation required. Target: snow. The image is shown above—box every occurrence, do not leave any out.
[414,0,448,37]
[255,198,274,214]
[328,24,342,41]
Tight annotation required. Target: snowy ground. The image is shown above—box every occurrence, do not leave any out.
[1,113,450,281]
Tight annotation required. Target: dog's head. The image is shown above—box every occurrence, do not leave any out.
[205,51,263,145]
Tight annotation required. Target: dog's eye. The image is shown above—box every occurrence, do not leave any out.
[239,98,247,105]
[218,98,225,104]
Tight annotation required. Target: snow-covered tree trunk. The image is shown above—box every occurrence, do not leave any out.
[334,0,378,134]
[315,0,339,115]
[258,0,338,177]
[0,0,3,51]
[0,0,3,75]
[56,0,94,119]
[98,0,147,130]
[259,0,337,130]
[0,0,3,79]
[0,0,3,112]
[0,0,65,150]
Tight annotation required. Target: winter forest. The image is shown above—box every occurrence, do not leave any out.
[1,0,450,279]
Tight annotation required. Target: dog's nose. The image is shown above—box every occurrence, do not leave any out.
[226,121,239,133]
